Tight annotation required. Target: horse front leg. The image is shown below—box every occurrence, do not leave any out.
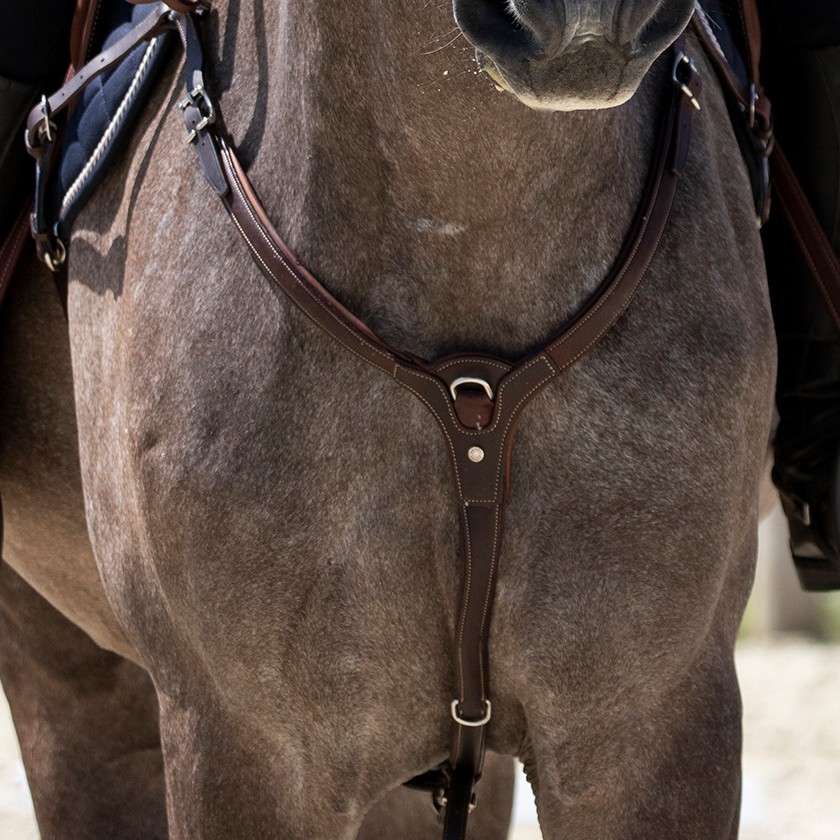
[157,687,371,840]
[525,643,742,840]
[0,562,167,840]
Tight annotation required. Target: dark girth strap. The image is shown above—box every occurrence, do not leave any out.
[691,1,773,224]
[25,7,701,837]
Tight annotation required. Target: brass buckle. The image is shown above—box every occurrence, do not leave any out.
[32,225,67,273]
[43,237,67,273]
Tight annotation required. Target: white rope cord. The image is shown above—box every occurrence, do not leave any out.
[60,38,159,217]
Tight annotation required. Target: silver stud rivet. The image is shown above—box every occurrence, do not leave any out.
[468,446,485,463]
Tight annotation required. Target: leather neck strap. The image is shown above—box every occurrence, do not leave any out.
[25,7,700,838]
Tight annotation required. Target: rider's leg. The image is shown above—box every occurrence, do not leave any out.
[0,0,75,236]
[761,5,840,589]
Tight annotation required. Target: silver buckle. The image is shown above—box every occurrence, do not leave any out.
[179,84,216,143]
[450,699,492,727]
[40,95,56,144]
[672,52,701,111]
[449,377,494,402]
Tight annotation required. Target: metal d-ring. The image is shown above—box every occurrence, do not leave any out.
[451,699,492,727]
[43,236,67,273]
[449,377,494,403]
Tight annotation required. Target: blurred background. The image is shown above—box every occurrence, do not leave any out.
[1,503,839,839]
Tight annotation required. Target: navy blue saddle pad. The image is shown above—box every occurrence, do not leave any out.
[51,1,174,241]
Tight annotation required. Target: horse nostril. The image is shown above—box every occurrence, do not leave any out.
[454,0,541,62]
[484,0,522,27]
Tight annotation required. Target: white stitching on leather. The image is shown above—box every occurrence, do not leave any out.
[476,505,501,697]
[226,211,391,375]
[224,149,396,368]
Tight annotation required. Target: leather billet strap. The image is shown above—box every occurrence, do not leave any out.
[694,0,770,130]
[738,0,764,92]
[69,1,200,73]
[25,7,700,838]
[70,0,104,70]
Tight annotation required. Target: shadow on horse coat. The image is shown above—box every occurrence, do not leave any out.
[0,1,775,837]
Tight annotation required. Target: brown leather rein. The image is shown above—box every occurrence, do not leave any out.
[25,5,701,837]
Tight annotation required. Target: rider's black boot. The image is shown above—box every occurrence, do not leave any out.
[761,10,840,590]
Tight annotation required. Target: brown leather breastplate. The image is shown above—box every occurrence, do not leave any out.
[214,62,698,831]
[25,6,701,838]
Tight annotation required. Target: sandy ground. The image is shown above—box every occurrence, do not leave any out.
[1,637,838,839]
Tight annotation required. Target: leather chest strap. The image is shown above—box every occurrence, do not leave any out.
[401,47,697,839]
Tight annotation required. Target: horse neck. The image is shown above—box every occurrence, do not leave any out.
[215,1,662,359]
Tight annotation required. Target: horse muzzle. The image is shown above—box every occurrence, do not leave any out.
[452,0,697,110]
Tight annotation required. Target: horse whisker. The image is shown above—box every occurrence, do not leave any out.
[420,29,466,56]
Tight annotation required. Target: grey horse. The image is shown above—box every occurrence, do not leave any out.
[0,0,776,838]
